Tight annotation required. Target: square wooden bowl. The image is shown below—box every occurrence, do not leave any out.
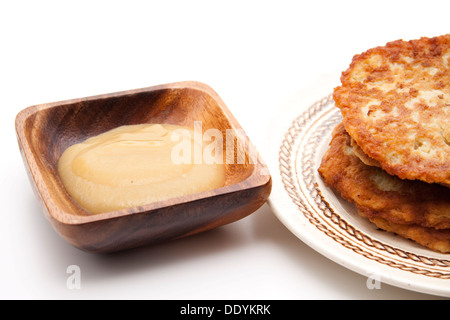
[15,81,272,253]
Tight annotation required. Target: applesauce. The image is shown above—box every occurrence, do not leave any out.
[57,123,225,214]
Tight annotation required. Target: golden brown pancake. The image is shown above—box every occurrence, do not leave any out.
[318,123,450,253]
[350,136,381,167]
[334,34,450,185]
[364,216,450,254]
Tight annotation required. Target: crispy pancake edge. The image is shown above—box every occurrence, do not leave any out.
[318,123,450,252]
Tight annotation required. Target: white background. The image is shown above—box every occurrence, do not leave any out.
[2,0,449,299]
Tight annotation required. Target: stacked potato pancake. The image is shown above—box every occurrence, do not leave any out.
[319,34,450,253]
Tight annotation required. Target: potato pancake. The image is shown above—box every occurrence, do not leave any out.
[334,34,450,185]
[318,123,450,253]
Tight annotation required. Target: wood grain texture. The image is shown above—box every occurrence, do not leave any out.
[15,81,272,253]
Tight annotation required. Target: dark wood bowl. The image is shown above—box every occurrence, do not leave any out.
[15,81,272,253]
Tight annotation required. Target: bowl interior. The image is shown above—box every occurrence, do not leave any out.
[19,83,257,219]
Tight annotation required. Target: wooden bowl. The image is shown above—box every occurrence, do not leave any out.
[15,81,272,253]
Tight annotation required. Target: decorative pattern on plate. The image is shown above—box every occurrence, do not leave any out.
[278,94,450,280]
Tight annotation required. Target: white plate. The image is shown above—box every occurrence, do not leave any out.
[264,75,450,297]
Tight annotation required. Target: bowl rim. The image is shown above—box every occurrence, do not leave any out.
[15,81,272,226]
